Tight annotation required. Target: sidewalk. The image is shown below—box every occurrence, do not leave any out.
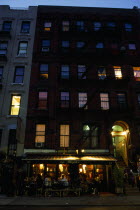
[0,193,140,206]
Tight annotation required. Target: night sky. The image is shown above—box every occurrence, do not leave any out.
[0,0,140,8]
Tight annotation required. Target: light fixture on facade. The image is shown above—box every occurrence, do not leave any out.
[39,164,44,170]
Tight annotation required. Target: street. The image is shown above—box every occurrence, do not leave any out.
[0,207,140,210]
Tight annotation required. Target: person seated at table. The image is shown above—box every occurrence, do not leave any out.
[44,174,52,188]
[59,175,69,187]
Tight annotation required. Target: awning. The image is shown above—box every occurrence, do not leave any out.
[22,154,116,164]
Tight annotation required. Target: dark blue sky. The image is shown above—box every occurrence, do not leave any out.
[0,0,140,8]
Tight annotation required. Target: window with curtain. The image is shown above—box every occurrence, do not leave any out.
[38,92,48,109]
[113,66,122,79]
[60,92,69,108]
[78,65,86,79]
[60,124,69,147]
[40,64,49,79]
[100,93,109,110]
[78,92,87,109]
[10,95,21,115]
[98,66,106,80]
[35,124,45,147]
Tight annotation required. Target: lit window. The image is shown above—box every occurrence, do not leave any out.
[76,21,84,31]
[18,42,28,56]
[44,22,52,31]
[14,66,24,83]
[76,41,85,48]
[96,42,104,49]
[93,22,102,31]
[124,23,132,32]
[117,93,127,109]
[40,64,48,79]
[78,92,87,109]
[10,95,21,115]
[62,21,69,31]
[0,42,8,55]
[128,43,136,50]
[21,21,30,33]
[41,40,50,52]
[60,92,69,108]
[35,124,45,147]
[2,21,12,31]
[60,124,69,147]
[61,65,69,79]
[98,66,106,80]
[133,67,140,81]
[100,93,109,110]
[113,66,122,79]
[78,65,86,79]
[83,125,99,148]
[38,92,48,109]
[0,66,3,81]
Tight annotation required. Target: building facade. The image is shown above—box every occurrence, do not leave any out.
[0,5,37,160]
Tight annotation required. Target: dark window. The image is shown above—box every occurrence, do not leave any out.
[83,125,99,148]
[2,21,12,31]
[107,22,116,30]
[98,66,106,80]
[38,92,48,109]
[62,21,69,31]
[61,65,69,79]
[60,92,69,108]
[96,42,104,49]
[18,42,28,55]
[78,65,86,79]
[44,22,52,31]
[21,21,30,33]
[0,42,8,55]
[0,129,2,146]
[0,66,3,81]
[8,129,17,156]
[124,23,132,32]
[76,21,84,31]
[42,40,50,52]
[14,66,24,83]
[117,93,127,109]
[137,93,140,109]
[40,64,48,79]
[76,41,85,48]
[93,22,102,31]
[110,42,118,50]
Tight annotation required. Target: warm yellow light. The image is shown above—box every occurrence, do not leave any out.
[111,130,129,136]
[32,164,35,168]
[81,149,85,153]
[59,164,63,172]
[96,169,99,172]
[79,168,82,172]
[40,164,44,170]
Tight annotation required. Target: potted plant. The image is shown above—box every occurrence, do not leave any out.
[113,166,124,194]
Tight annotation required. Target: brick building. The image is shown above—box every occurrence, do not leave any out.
[23,6,140,191]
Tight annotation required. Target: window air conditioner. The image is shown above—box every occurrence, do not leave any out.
[35,142,44,148]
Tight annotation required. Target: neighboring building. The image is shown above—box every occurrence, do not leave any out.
[0,5,37,159]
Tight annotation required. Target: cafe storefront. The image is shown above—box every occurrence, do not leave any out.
[23,154,116,192]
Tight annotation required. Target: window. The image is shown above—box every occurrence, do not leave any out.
[137,93,140,109]
[98,66,106,80]
[61,41,69,51]
[18,42,28,56]
[44,22,52,31]
[78,92,87,109]
[60,124,69,147]
[2,21,12,31]
[40,64,48,79]
[35,124,45,147]
[76,21,84,31]
[10,95,21,115]
[42,40,50,52]
[113,66,122,79]
[110,42,118,50]
[124,23,132,32]
[93,22,102,31]
[96,42,104,49]
[128,43,136,50]
[14,66,24,83]
[62,21,69,31]
[0,42,8,55]
[76,41,85,49]
[117,93,127,109]
[0,129,2,146]
[133,67,140,81]
[8,129,17,156]
[78,65,86,79]
[107,22,116,30]
[60,92,69,108]
[100,93,109,110]
[83,125,99,148]
[38,92,48,109]
[0,66,3,81]
[61,65,69,79]
[21,21,30,33]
